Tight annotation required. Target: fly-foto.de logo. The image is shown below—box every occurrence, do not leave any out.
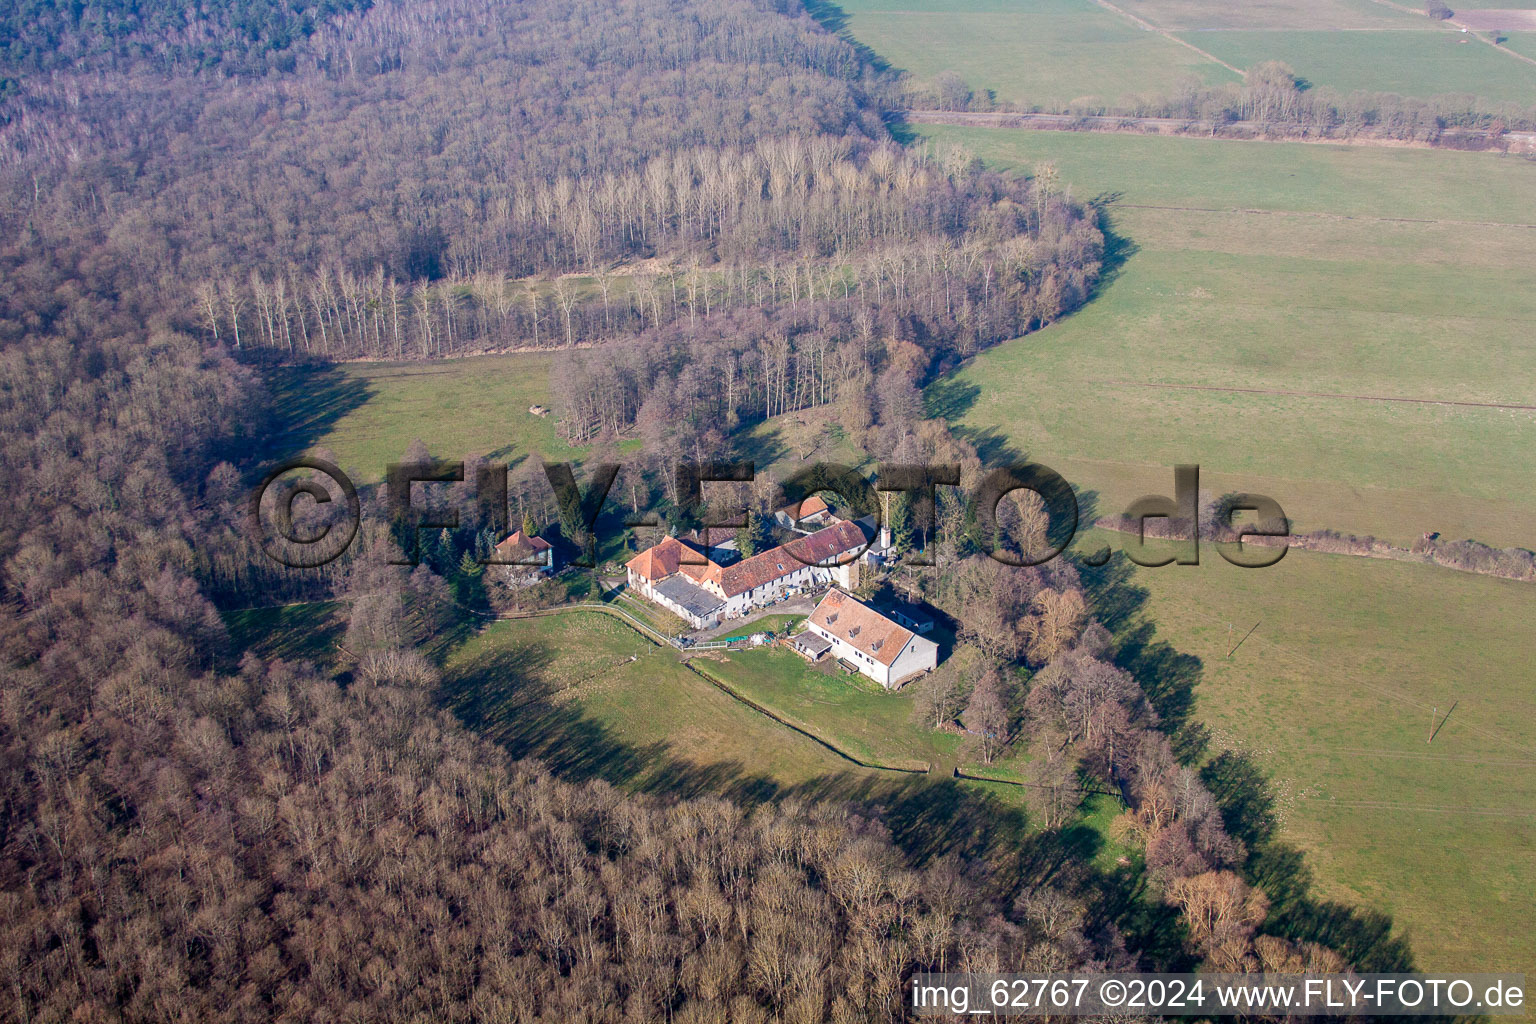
[249,459,1288,570]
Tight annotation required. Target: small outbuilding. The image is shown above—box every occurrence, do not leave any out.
[787,631,833,662]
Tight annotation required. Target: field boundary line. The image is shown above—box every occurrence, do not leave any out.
[898,110,1532,153]
[1082,0,1245,75]
[1362,0,1536,68]
[1305,797,1536,819]
[682,660,932,775]
[1091,379,1536,411]
[1161,602,1536,757]
[1112,202,1536,231]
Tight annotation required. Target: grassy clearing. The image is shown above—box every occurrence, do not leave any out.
[699,646,963,770]
[440,611,866,791]
[221,602,345,666]
[1083,534,1536,972]
[441,612,1049,814]
[1182,29,1536,103]
[829,0,1236,109]
[739,403,873,481]
[914,125,1536,546]
[267,353,603,485]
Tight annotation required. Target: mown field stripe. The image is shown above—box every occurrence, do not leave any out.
[1091,379,1536,411]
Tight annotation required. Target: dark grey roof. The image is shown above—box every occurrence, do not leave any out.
[653,574,725,618]
[789,631,832,656]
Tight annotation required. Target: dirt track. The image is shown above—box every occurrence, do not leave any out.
[1454,8,1536,30]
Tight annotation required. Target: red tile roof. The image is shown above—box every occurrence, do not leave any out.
[780,519,868,569]
[808,589,914,667]
[495,530,552,563]
[779,494,830,520]
[627,536,713,582]
[713,520,868,597]
[627,520,867,597]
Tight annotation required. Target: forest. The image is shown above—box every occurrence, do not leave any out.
[0,0,1400,1019]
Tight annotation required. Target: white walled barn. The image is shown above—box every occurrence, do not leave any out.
[804,589,938,689]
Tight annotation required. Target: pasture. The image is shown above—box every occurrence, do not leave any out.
[699,646,963,771]
[1121,0,1432,31]
[440,611,863,791]
[267,353,590,485]
[1183,29,1536,104]
[916,124,1536,548]
[440,611,1052,814]
[826,0,1237,109]
[839,0,1536,110]
[1086,535,1536,972]
[1501,31,1536,59]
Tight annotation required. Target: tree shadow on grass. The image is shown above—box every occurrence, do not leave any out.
[732,422,792,473]
[802,0,894,74]
[437,626,825,806]
[1076,554,1416,969]
[1087,193,1140,298]
[250,360,375,471]
[436,618,1230,968]
[923,376,980,423]
[1203,754,1416,971]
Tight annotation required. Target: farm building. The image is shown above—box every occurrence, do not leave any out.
[775,494,836,531]
[803,589,939,689]
[492,530,554,575]
[625,520,872,629]
[885,602,935,635]
[787,631,833,661]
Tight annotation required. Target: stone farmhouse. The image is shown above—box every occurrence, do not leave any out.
[625,519,870,629]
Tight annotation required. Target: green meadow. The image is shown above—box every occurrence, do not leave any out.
[439,611,862,790]
[1089,537,1536,972]
[1500,32,1536,61]
[831,0,1536,108]
[1183,29,1536,103]
[916,124,1536,547]
[828,0,1237,109]
[267,353,593,485]
[439,611,1047,813]
[700,646,963,771]
[1124,0,1431,31]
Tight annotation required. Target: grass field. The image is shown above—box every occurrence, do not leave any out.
[700,646,964,770]
[440,611,867,792]
[1124,0,1432,31]
[836,0,1536,109]
[1085,535,1536,972]
[1501,31,1536,61]
[827,0,1237,109]
[914,125,1536,548]
[440,611,1052,814]
[267,354,600,485]
[1183,29,1536,104]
